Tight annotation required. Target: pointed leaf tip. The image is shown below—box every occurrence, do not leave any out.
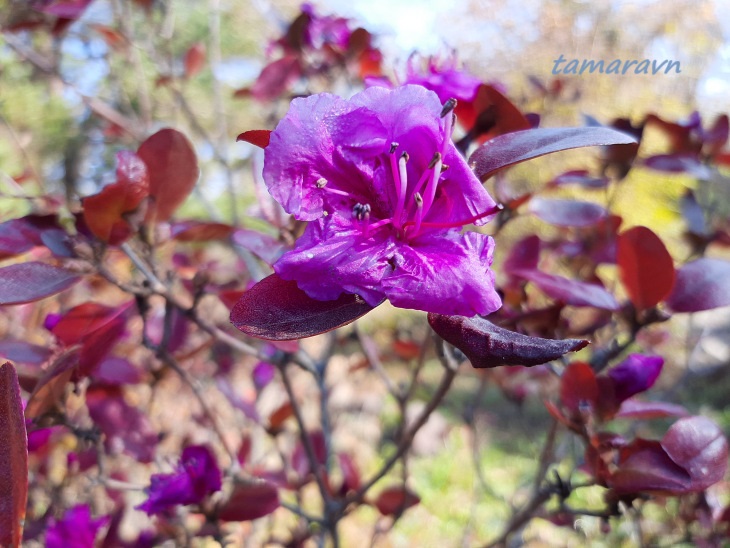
[230,273,379,340]
[236,130,271,149]
[428,314,588,368]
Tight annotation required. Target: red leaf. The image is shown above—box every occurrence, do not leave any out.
[609,439,691,494]
[40,0,94,19]
[617,226,675,310]
[183,42,206,78]
[510,269,619,310]
[469,126,638,182]
[665,258,730,312]
[236,130,271,149]
[83,151,149,245]
[0,362,28,548]
[24,349,80,419]
[373,485,420,516]
[89,24,126,49]
[291,431,327,479]
[137,129,199,222]
[428,314,588,368]
[661,416,728,492]
[267,402,294,433]
[230,273,379,340]
[0,215,60,260]
[503,235,541,273]
[560,362,598,414]
[529,198,607,227]
[170,221,233,242]
[0,262,80,305]
[51,302,130,375]
[217,482,280,521]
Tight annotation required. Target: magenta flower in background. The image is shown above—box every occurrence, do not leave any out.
[403,54,482,103]
[46,505,109,548]
[608,354,664,402]
[136,445,222,515]
[264,84,501,316]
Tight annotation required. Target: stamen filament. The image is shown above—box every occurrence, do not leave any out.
[411,192,424,238]
[402,203,503,231]
[321,186,353,198]
[420,153,443,219]
[393,153,409,226]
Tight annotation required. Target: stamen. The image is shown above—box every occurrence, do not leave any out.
[352,203,371,221]
[421,152,443,218]
[321,186,353,198]
[315,177,328,188]
[389,142,399,154]
[368,218,392,232]
[411,192,424,238]
[403,203,504,231]
[393,152,409,226]
[440,111,455,156]
[440,98,457,118]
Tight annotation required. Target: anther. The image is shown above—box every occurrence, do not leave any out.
[316,177,328,188]
[428,152,442,170]
[389,142,399,154]
[400,151,410,162]
[440,98,457,118]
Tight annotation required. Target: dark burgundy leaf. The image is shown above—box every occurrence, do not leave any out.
[0,262,80,305]
[666,258,730,312]
[183,42,206,78]
[643,154,710,178]
[560,362,598,413]
[236,130,271,149]
[86,386,157,463]
[502,235,541,273]
[661,416,728,491]
[0,341,50,367]
[231,273,379,340]
[615,400,689,420]
[249,55,301,101]
[217,482,280,521]
[373,485,420,516]
[617,226,675,310]
[510,268,619,310]
[338,453,361,494]
[529,198,607,227]
[548,170,609,189]
[39,0,94,19]
[92,357,142,386]
[469,126,638,182]
[291,431,327,479]
[137,129,199,222]
[0,362,28,548]
[609,439,690,494]
[607,354,663,402]
[427,314,588,368]
[0,215,60,259]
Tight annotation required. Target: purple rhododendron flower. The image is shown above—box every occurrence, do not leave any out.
[403,54,482,103]
[136,445,222,515]
[264,84,501,316]
[608,354,664,402]
[46,505,109,548]
[301,3,351,50]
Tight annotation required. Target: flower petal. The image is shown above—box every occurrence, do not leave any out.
[273,214,395,306]
[264,94,385,220]
[381,231,501,315]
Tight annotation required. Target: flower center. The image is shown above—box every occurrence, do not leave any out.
[313,97,499,240]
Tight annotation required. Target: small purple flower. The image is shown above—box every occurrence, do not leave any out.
[264,85,501,316]
[608,354,664,402]
[253,361,276,390]
[403,54,482,103]
[46,505,109,548]
[136,445,222,515]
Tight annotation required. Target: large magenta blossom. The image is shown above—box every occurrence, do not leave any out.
[263,84,501,316]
